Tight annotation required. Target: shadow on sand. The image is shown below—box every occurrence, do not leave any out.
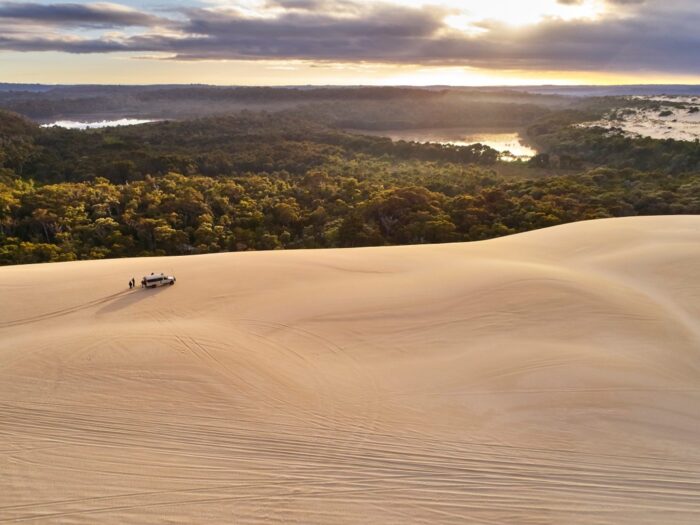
[97,285,174,315]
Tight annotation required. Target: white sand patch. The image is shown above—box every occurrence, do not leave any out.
[583,96,700,141]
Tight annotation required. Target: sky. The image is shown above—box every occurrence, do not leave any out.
[0,0,699,86]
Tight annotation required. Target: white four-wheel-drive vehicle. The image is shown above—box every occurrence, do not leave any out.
[142,273,176,288]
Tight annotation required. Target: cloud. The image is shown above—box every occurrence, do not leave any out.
[0,0,697,76]
[0,2,164,27]
[264,0,334,9]
[261,0,366,13]
[558,0,645,4]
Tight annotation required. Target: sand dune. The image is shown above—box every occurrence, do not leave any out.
[1,216,699,524]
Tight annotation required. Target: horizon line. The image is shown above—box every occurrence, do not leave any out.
[2,82,700,89]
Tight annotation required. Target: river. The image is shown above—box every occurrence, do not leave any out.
[351,127,537,161]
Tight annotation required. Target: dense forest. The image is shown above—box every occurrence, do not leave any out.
[1,91,699,265]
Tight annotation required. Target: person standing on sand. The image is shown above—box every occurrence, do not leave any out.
[129,280,133,290]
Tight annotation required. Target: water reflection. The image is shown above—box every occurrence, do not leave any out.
[41,119,155,130]
[356,128,537,161]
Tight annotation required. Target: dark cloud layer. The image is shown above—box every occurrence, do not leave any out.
[0,0,697,75]
[0,2,163,27]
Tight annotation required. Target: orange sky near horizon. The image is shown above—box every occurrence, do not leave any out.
[3,52,700,87]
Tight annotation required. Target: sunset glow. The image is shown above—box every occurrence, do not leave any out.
[0,0,697,85]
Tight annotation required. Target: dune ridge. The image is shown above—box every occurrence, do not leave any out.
[1,216,699,524]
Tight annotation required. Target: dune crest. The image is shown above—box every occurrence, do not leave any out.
[1,216,699,524]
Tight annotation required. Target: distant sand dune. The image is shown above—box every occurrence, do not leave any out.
[1,216,699,524]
